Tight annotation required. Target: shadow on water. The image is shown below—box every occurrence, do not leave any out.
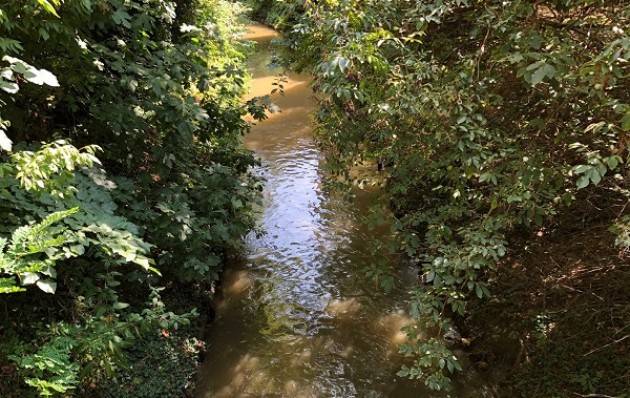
[195,23,487,398]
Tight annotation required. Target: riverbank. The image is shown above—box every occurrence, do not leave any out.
[463,190,630,397]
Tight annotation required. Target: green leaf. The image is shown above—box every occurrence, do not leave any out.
[113,302,130,310]
[588,168,602,185]
[606,156,620,170]
[530,67,546,85]
[576,175,590,189]
[37,0,60,17]
[3,56,59,86]
[0,130,12,151]
[36,278,57,294]
[0,79,19,94]
[530,63,556,85]
[22,67,59,86]
[0,278,24,294]
[21,272,40,286]
[572,164,590,174]
[112,9,132,27]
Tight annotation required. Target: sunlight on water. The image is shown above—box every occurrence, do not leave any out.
[223,270,252,296]
[325,297,362,317]
[194,23,477,398]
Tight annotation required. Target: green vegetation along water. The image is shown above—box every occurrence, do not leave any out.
[0,1,260,396]
[194,24,485,398]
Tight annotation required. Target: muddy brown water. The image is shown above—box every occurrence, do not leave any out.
[195,24,486,398]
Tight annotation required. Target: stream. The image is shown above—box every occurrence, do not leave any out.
[195,24,482,398]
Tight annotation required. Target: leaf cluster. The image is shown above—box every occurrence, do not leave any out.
[0,0,260,395]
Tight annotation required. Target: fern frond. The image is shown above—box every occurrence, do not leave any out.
[8,208,79,255]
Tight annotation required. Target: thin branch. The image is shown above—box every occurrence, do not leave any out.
[583,334,629,357]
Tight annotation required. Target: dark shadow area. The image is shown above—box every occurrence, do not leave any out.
[464,188,630,397]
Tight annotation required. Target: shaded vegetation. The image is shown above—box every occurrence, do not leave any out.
[0,0,264,396]
[466,189,630,396]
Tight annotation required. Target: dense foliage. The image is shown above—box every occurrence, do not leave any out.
[251,0,629,392]
[0,0,262,395]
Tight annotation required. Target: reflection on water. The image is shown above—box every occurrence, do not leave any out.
[195,24,477,398]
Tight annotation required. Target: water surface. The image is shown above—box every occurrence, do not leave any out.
[195,24,467,398]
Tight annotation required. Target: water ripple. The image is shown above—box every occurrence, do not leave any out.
[195,23,445,398]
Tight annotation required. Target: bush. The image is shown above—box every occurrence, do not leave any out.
[0,0,261,395]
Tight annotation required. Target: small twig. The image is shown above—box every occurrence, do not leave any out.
[512,337,527,368]
[573,393,621,398]
[560,283,582,293]
[474,27,491,81]
[613,323,630,337]
[583,334,630,357]
[616,199,630,219]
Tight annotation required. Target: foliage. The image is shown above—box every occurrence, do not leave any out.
[99,333,202,398]
[11,336,80,397]
[611,214,630,253]
[5,287,195,397]
[0,207,79,294]
[0,55,59,152]
[253,0,629,391]
[0,0,260,395]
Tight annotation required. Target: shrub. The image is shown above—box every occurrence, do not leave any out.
[0,0,261,395]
